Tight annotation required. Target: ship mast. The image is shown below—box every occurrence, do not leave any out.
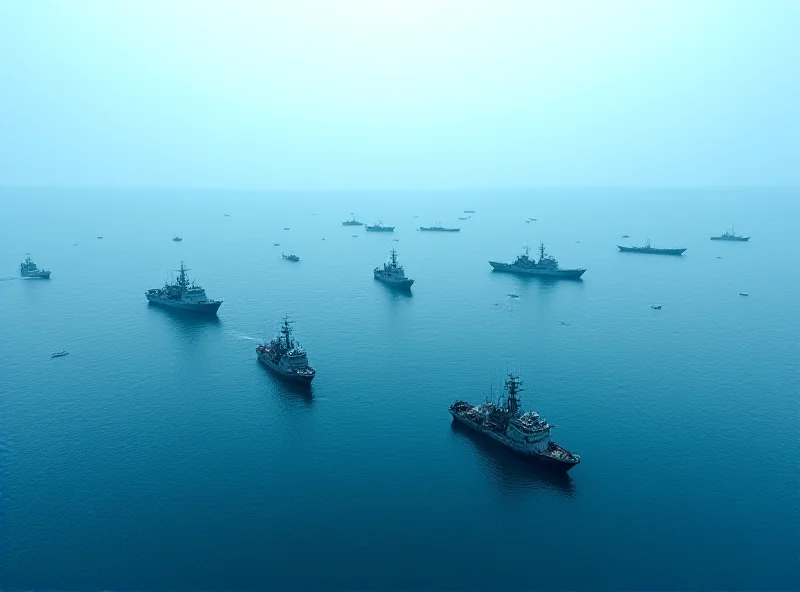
[176,261,189,288]
[390,248,398,268]
[280,316,295,349]
[504,372,524,415]
[539,242,545,261]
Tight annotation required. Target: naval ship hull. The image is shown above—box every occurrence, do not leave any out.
[710,236,749,242]
[489,262,585,279]
[21,271,51,279]
[419,227,460,232]
[374,273,414,289]
[617,246,686,255]
[257,352,315,383]
[146,294,222,315]
[450,411,579,472]
[365,226,395,232]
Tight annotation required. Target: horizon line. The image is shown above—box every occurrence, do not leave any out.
[1,184,798,193]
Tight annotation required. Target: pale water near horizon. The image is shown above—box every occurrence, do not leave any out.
[1,188,798,591]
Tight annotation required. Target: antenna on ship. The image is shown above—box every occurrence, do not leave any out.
[539,242,545,261]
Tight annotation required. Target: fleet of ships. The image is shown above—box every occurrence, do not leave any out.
[18,215,754,475]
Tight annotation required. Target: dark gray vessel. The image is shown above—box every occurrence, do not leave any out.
[342,213,364,226]
[20,254,51,279]
[256,317,315,383]
[617,239,686,256]
[145,262,222,315]
[365,222,395,232]
[489,243,586,279]
[374,248,414,289]
[450,373,580,472]
[710,226,750,241]
[420,224,460,232]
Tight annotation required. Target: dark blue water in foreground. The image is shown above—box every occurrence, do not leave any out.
[1,188,798,591]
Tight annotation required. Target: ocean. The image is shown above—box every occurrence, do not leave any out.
[1,187,798,591]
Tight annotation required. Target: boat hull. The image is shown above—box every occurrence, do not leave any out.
[257,352,315,383]
[21,271,51,279]
[365,226,395,232]
[710,236,749,241]
[146,294,222,315]
[617,246,686,255]
[374,273,414,289]
[488,262,586,279]
[450,412,579,472]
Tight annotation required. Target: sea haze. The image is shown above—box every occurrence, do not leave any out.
[1,187,798,591]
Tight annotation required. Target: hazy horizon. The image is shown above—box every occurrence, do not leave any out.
[2,0,798,190]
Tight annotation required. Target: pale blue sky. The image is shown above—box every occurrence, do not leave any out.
[1,0,797,189]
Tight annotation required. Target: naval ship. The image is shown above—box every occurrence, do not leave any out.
[450,373,580,472]
[617,239,686,256]
[365,222,395,232]
[710,226,750,242]
[489,243,586,279]
[20,254,51,279]
[342,213,364,226]
[419,223,460,232]
[145,262,222,315]
[256,317,316,383]
[374,248,414,289]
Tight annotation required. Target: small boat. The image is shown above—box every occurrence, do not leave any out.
[352,234,358,238]
[282,253,300,262]
[224,213,231,217]
[464,210,476,214]
[173,236,182,242]
[284,227,290,231]
[458,216,471,220]
[50,351,69,358]
[739,292,749,296]
[621,234,630,238]
[97,236,103,239]
[525,220,531,223]
[651,305,662,310]
[273,243,280,246]
[507,293,520,299]
[392,238,399,242]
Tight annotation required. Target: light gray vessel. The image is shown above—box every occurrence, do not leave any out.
[489,243,586,279]
[145,262,222,315]
[20,254,51,279]
[374,248,414,289]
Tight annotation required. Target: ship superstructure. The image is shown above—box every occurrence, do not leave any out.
[450,373,580,472]
[489,243,586,279]
[145,262,222,315]
[710,226,750,242]
[374,248,414,289]
[617,239,686,256]
[256,317,316,383]
[20,254,51,279]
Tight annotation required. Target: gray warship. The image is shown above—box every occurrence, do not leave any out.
[342,213,364,226]
[450,373,580,472]
[489,243,586,279]
[145,262,222,315]
[420,223,460,232]
[617,239,686,256]
[256,317,316,383]
[20,254,51,279]
[710,226,750,242]
[374,248,414,289]
[365,222,395,232]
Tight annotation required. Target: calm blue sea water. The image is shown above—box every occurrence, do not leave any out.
[1,188,798,591]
